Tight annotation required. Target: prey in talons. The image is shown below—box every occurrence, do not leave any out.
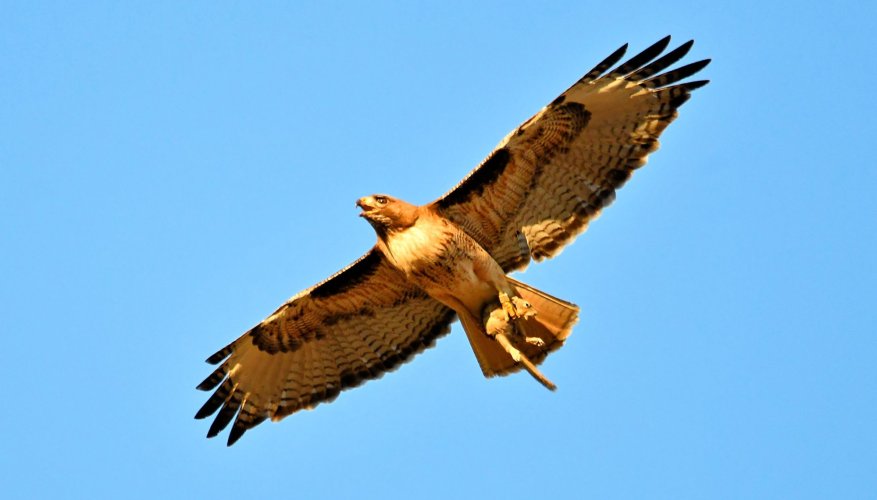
[498,291,535,321]
[483,295,557,391]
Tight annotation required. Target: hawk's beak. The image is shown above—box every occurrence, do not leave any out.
[356,197,372,216]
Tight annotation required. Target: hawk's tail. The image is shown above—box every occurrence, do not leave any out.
[509,277,579,356]
[459,277,579,384]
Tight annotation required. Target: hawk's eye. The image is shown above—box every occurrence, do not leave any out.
[374,196,388,205]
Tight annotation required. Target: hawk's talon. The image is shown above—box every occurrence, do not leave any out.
[498,292,536,321]
[498,291,517,319]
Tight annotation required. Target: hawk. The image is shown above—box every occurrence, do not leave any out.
[196,36,710,445]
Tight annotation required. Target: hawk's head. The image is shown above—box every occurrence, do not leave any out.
[356,194,419,233]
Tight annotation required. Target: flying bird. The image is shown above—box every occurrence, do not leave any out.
[196,36,710,445]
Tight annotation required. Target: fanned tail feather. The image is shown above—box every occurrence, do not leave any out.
[459,277,579,387]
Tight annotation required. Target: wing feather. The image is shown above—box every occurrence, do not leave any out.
[195,248,456,445]
[431,37,709,270]
[645,58,712,88]
[578,43,628,85]
[608,35,671,78]
[629,40,694,81]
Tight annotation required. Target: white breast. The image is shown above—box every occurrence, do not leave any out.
[387,223,437,258]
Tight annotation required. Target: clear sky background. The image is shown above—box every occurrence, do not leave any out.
[2,1,875,499]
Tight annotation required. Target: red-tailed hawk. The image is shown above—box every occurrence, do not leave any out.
[196,36,710,445]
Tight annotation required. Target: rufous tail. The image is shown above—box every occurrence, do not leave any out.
[459,276,579,387]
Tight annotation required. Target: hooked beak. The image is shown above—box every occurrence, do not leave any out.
[356,197,372,217]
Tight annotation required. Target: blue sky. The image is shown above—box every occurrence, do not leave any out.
[2,1,875,498]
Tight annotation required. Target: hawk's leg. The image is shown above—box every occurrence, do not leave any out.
[471,253,536,321]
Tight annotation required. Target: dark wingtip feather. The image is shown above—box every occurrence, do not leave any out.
[207,399,240,438]
[227,424,247,446]
[663,80,710,107]
[679,39,695,53]
[684,79,710,91]
[205,343,234,365]
[629,39,694,81]
[227,413,268,446]
[195,394,222,420]
[609,36,672,77]
[195,378,233,419]
[648,58,711,88]
[196,365,227,391]
[579,42,628,83]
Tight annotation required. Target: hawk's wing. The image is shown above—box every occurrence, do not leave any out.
[195,248,456,445]
[431,36,709,271]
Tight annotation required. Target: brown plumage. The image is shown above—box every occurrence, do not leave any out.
[196,36,710,445]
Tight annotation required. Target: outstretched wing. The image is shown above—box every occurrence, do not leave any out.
[432,36,709,271]
[195,248,456,445]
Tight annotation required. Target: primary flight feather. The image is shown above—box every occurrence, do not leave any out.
[196,36,710,445]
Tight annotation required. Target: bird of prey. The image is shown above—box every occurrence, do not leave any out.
[196,36,710,445]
